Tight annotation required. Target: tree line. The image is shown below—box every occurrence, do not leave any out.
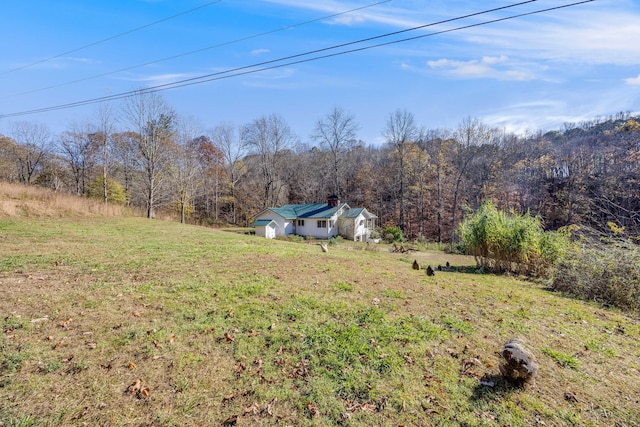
[1,90,639,241]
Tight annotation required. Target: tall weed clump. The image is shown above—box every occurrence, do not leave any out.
[550,236,640,313]
[458,202,568,276]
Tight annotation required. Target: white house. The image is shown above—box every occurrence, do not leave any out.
[252,196,377,241]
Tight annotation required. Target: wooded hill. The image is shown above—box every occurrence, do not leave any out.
[1,97,638,240]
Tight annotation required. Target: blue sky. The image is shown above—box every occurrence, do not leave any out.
[1,0,639,144]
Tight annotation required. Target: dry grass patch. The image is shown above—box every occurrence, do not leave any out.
[1,217,639,426]
[0,181,126,218]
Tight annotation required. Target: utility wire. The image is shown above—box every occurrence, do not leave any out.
[0,0,594,118]
[8,0,391,98]
[0,0,223,75]
[1,0,540,109]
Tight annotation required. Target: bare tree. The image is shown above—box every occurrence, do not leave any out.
[58,123,97,195]
[450,117,492,243]
[9,121,53,185]
[311,107,359,197]
[122,90,176,219]
[383,109,418,232]
[243,114,296,208]
[93,101,116,203]
[210,122,247,223]
[0,135,20,182]
[170,117,205,224]
[112,131,138,201]
[421,129,455,242]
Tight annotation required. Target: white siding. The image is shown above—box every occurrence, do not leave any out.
[254,211,289,237]
[265,223,276,239]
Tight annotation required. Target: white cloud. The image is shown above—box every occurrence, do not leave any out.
[625,75,640,86]
[251,48,270,56]
[460,6,640,66]
[242,68,298,89]
[427,55,535,81]
[128,73,196,86]
[261,1,640,66]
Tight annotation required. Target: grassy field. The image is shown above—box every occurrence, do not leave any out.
[0,195,639,425]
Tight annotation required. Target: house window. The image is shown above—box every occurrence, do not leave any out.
[329,220,335,228]
[359,219,365,227]
[297,219,305,227]
[317,220,327,228]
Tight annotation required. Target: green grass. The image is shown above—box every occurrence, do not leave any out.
[0,216,639,426]
[541,348,580,369]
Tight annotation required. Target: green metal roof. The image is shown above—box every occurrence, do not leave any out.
[343,208,364,218]
[269,202,349,219]
[251,219,276,227]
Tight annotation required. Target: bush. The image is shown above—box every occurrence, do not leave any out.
[458,202,569,276]
[87,176,128,205]
[384,226,405,243]
[550,237,640,313]
[328,236,343,246]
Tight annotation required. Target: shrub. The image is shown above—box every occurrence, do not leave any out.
[384,226,405,243]
[328,236,343,246]
[87,176,128,205]
[369,228,382,240]
[550,236,640,313]
[458,202,569,276]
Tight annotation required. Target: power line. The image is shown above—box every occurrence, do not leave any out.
[132,1,598,93]
[0,0,594,119]
[0,0,223,75]
[7,0,391,98]
[1,0,541,111]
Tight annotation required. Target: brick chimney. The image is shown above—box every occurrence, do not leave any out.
[327,195,340,207]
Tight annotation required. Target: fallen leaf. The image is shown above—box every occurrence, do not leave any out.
[361,403,377,412]
[243,402,260,415]
[307,401,320,417]
[132,312,141,317]
[564,391,579,403]
[222,414,238,426]
[224,332,235,343]
[128,361,136,370]
[127,379,142,394]
[140,387,150,398]
[235,362,246,375]
[58,318,73,329]
[86,342,97,350]
[263,397,276,416]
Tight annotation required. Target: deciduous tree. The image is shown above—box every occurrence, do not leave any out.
[122,90,176,219]
[383,109,418,232]
[311,107,359,197]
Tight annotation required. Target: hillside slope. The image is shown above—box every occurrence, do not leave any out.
[0,181,126,218]
[0,216,639,426]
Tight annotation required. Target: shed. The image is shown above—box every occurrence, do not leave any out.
[252,219,277,239]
